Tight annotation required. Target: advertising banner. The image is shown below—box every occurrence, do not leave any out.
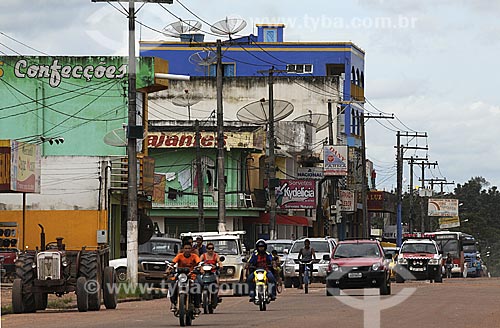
[147,131,259,150]
[323,145,348,176]
[10,141,40,193]
[152,173,166,204]
[438,216,460,229]
[428,198,459,217]
[275,179,316,209]
[340,190,355,212]
[0,145,10,191]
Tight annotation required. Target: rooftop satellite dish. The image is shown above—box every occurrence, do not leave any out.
[189,51,217,66]
[236,100,294,125]
[293,112,329,132]
[210,17,247,37]
[103,128,127,147]
[162,20,202,38]
[171,91,203,122]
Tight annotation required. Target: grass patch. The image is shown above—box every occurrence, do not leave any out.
[47,297,74,309]
[1,304,13,315]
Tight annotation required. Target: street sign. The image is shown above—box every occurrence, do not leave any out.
[340,190,355,212]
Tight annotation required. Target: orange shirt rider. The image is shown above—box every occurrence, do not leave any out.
[170,246,201,280]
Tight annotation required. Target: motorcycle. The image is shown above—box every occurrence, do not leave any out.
[170,265,200,327]
[253,268,270,311]
[200,262,219,314]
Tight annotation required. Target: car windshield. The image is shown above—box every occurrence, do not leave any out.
[209,240,239,255]
[463,244,477,253]
[401,243,437,254]
[290,240,330,253]
[333,243,381,258]
[139,240,180,256]
[267,242,292,254]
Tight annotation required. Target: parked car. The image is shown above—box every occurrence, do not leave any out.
[266,239,294,258]
[109,236,181,285]
[283,237,336,288]
[325,239,391,296]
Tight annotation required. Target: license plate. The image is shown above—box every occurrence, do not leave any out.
[348,272,362,278]
[411,267,425,272]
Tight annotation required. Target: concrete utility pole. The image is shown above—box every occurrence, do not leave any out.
[406,156,428,232]
[215,39,226,233]
[195,120,204,232]
[92,0,173,286]
[418,161,437,232]
[396,132,428,245]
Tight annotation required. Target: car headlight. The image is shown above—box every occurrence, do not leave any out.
[329,264,339,272]
[226,267,235,275]
[398,257,407,265]
[428,258,439,265]
[372,263,382,271]
[178,273,188,283]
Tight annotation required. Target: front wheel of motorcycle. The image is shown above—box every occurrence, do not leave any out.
[202,290,209,314]
[179,294,187,327]
[259,293,266,311]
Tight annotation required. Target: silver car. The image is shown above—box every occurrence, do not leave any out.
[283,237,336,288]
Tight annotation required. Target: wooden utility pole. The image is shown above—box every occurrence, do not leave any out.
[216,39,226,233]
[418,161,438,232]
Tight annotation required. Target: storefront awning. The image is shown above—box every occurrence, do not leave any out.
[249,213,309,227]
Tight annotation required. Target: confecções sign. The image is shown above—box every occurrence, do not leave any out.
[13,59,127,88]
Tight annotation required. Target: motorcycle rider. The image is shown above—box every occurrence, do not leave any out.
[193,235,207,256]
[200,242,223,303]
[246,239,277,302]
[166,241,202,316]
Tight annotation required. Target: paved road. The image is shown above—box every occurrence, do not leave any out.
[3,278,500,328]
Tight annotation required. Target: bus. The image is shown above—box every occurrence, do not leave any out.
[462,234,481,277]
[428,231,465,277]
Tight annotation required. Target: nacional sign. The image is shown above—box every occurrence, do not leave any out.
[297,167,324,180]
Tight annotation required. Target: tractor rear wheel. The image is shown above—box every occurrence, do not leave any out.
[13,253,36,313]
[79,252,101,311]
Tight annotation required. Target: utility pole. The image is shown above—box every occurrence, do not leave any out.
[406,156,428,232]
[417,161,438,232]
[396,131,427,246]
[195,120,204,232]
[92,0,174,286]
[216,39,226,233]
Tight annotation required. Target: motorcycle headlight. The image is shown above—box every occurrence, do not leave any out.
[398,257,407,265]
[428,258,439,265]
[202,265,212,271]
[372,263,382,271]
[178,273,188,283]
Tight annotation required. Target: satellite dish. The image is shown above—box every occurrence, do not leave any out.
[163,20,202,38]
[171,91,203,121]
[210,17,247,37]
[189,51,217,66]
[237,100,294,125]
[103,128,127,147]
[293,112,329,132]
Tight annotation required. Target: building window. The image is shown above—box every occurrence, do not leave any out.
[286,64,313,74]
[209,63,235,77]
[264,28,277,42]
[351,66,356,84]
[356,69,360,86]
[360,71,364,88]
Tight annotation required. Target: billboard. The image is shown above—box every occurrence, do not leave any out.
[428,198,459,217]
[0,140,41,193]
[323,145,348,176]
[340,190,355,212]
[275,179,316,209]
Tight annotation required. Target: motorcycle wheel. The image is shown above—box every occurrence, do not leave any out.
[209,293,216,314]
[179,294,187,327]
[203,290,209,314]
[259,292,266,311]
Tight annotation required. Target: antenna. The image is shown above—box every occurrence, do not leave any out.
[103,128,127,147]
[171,90,203,122]
[162,20,202,38]
[210,17,247,37]
[236,99,294,125]
[188,51,217,66]
[293,112,329,132]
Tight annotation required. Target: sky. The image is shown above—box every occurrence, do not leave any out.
[0,0,499,193]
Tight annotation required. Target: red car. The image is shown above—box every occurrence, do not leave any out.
[325,239,391,296]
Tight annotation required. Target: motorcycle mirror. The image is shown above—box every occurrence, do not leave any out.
[219,256,225,263]
[283,249,289,254]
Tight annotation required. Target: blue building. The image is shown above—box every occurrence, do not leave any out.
[140,23,365,145]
